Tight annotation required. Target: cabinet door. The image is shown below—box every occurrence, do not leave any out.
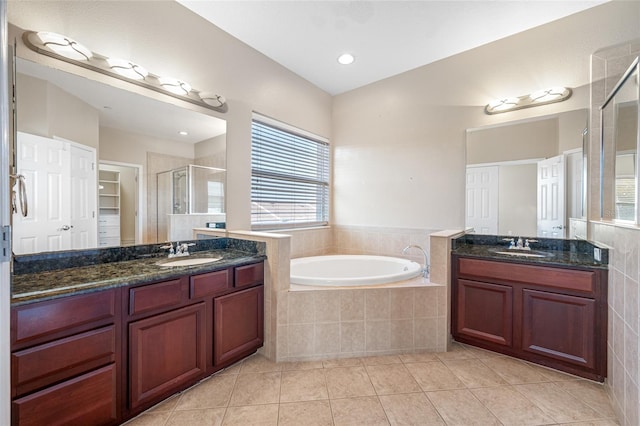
[12,364,117,426]
[129,303,206,409]
[214,286,264,366]
[456,279,513,347]
[522,289,596,368]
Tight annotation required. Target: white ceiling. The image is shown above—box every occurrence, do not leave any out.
[177,0,607,95]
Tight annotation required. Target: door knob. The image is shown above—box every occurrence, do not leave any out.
[58,225,74,231]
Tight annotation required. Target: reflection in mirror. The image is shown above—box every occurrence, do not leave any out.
[156,164,226,242]
[12,58,226,255]
[603,58,639,223]
[465,109,587,239]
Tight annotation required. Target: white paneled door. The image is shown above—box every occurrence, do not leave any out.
[465,166,499,234]
[537,155,565,238]
[13,132,97,254]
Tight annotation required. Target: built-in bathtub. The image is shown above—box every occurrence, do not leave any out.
[290,255,424,287]
[283,254,445,361]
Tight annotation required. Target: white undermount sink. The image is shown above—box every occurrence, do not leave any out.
[156,257,222,267]
[492,250,553,258]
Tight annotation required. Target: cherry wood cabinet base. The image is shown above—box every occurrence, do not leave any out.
[452,255,607,382]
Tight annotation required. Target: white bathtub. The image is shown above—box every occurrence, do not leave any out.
[290,255,423,286]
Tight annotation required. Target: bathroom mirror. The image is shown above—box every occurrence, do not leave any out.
[601,57,639,223]
[12,57,227,255]
[465,109,587,239]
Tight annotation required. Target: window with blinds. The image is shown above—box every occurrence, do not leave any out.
[251,118,329,230]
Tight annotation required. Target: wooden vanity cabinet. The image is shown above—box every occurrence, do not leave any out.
[10,288,121,426]
[213,262,265,367]
[452,255,607,381]
[11,260,265,424]
[124,261,264,416]
[126,276,206,411]
[214,285,264,366]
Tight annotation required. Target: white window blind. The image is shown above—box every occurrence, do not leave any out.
[251,118,329,230]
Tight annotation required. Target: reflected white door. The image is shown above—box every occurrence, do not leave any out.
[13,132,97,254]
[537,155,565,238]
[13,132,71,253]
[70,144,97,249]
[466,166,499,234]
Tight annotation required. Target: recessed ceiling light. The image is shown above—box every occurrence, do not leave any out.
[179,131,188,136]
[337,53,355,65]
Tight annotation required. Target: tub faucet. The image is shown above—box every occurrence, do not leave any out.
[402,244,430,278]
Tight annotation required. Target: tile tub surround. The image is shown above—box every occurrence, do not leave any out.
[195,227,459,363]
[278,284,447,361]
[126,344,619,426]
[592,221,640,426]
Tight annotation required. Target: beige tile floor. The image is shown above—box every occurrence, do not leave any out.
[125,343,619,426]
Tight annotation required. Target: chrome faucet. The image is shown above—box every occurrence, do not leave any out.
[160,242,175,257]
[516,237,524,249]
[402,244,430,278]
[160,241,195,258]
[504,237,536,251]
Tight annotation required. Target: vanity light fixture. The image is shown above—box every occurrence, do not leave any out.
[485,86,572,115]
[199,92,226,108]
[529,86,571,103]
[337,53,355,65]
[158,77,192,96]
[106,58,148,80]
[23,30,228,113]
[36,31,92,61]
[486,97,520,113]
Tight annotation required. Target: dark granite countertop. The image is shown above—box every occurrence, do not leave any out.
[451,234,609,270]
[11,237,266,306]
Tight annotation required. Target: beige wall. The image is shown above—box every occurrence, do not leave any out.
[466,118,558,165]
[16,73,99,148]
[558,108,588,154]
[195,134,226,168]
[498,163,537,236]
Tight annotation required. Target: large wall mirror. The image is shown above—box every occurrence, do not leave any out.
[465,109,587,239]
[12,57,227,255]
[601,57,639,224]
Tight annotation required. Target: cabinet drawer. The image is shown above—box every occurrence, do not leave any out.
[98,227,120,238]
[12,290,116,347]
[99,237,120,247]
[234,262,264,288]
[129,279,184,316]
[98,215,120,226]
[190,270,231,299]
[12,364,118,426]
[12,325,116,397]
[458,258,595,294]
